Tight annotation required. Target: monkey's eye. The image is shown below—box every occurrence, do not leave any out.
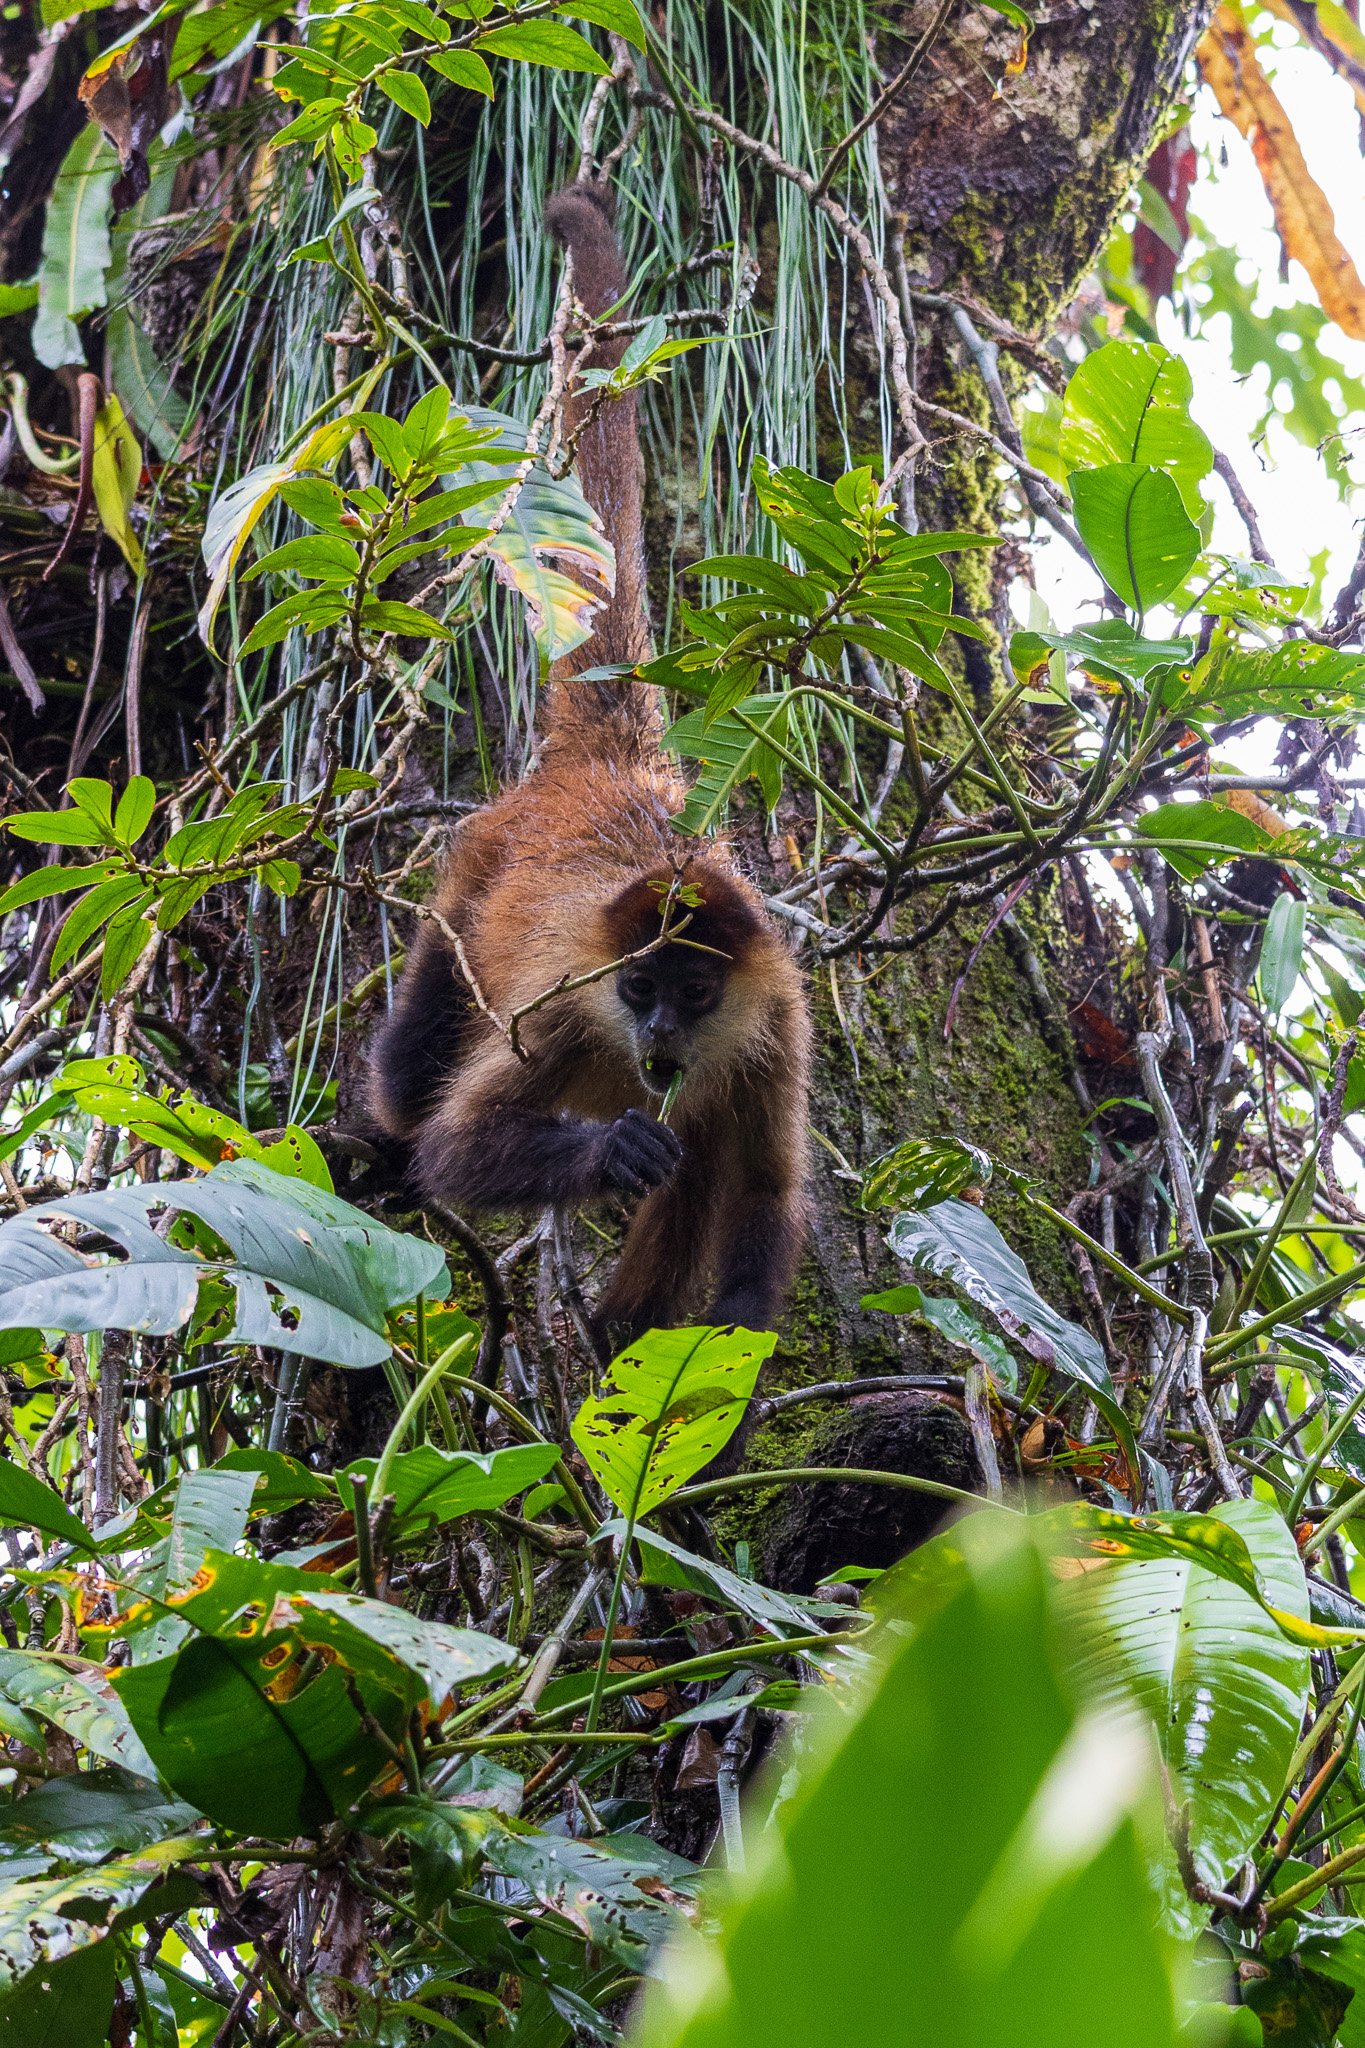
[622,974,655,1006]
[682,982,712,1006]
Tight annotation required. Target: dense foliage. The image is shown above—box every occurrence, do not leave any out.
[4,0,1365,2042]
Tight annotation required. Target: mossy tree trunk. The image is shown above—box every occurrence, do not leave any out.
[739,0,1210,1560]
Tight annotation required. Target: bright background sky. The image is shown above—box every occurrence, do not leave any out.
[1030,17,1365,628]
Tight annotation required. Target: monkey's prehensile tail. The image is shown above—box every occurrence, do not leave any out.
[542,184,661,763]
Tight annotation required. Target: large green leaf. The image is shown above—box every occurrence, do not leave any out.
[666,695,790,835]
[1070,464,1201,612]
[1057,1497,1311,1938]
[444,407,617,660]
[572,1326,776,1519]
[0,1458,95,1553]
[0,1940,115,2048]
[275,1590,518,1715]
[113,1551,407,1836]
[485,1825,696,1967]
[886,1201,1138,1486]
[1060,340,1213,517]
[0,1159,445,1367]
[630,1512,1188,2048]
[32,126,116,369]
[0,1652,157,1779]
[0,1837,199,1996]
[342,1442,559,1537]
[0,1770,200,1866]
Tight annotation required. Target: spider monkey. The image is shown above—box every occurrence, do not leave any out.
[369,182,810,1347]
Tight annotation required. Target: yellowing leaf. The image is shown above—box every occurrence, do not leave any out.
[90,393,143,572]
[1198,3,1365,339]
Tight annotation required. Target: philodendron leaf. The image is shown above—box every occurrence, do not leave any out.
[572,1325,777,1518]
[1057,1497,1311,1939]
[886,1200,1138,1489]
[1069,464,1200,611]
[1060,339,1213,518]
[341,1443,559,1537]
[0,1458,96,1553]
[0,1159,446,1368]
[0,1838,202,2000]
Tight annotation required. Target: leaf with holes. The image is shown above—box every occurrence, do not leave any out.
[859,1138,992,1214]
[572,1326,776,1518]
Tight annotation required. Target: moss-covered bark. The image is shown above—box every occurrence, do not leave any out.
[731,1,1209,1541]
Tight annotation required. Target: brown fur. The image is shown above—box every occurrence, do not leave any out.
[370,184,810,1341]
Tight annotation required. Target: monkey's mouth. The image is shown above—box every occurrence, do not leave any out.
[641,1055,684,1093]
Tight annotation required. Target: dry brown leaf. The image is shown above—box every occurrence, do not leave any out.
[1225,787,1288,836]
[1198,2,1365,339]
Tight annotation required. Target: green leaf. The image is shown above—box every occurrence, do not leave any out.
[238,591,348,657]
[886,1201,1138,1489]
[4,811,110,848]
[0,281,38,319]
[859,1282,1017,1387]
[100,907,154,998]
[0,1651,158,1778]
[0,1159,446,1367]
[1259,892,1306,1017]
[0,1840,201,2001]
[1058,1498,1310,1938]
[0,1770,200,1864]
[477,20,613,72]
[0,862,119,912]
[1009,619,1193,686]
[424,47,494,92]
[111,777,155,849]
[666,695,790,834]
[0,1459,95,1553]
[376,68,431,121]
[604,1522,824,1638]
[632,1511,1188,2048]
[484,1825,692,1966]
[859,1137,992,1213]
[572,1325,776,1518]
[556,0,646,50]
[1070,464,1200,611]
[32,127,116,369]
[51,877,147,973]
[276,1589,518,1714]
[113,1551,405,1836]
[246,535,360,582]
[0,1938,116,2048]
[1135,798,1272,880]
[342,1442,559,1536]
[1060,340,1213,518]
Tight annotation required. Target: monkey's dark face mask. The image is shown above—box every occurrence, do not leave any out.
[616,946,726,1093]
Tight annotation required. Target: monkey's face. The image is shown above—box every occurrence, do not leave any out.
[616,946,726,1094]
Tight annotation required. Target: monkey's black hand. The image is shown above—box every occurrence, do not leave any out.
[598,1108,683,1197]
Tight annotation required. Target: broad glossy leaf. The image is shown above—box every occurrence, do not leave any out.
[1135,798,1273,879]
[608,1523,827,1640]
[859,1137,992,1213]
[485,1824,694,1966]
[32,126,115,369]
[0,1459,95,1553]
[1010,620,1193,685]
[0,1161,446,1366]
[666,695,790,834]
[886,1201,1138,1486]
[1070,464,1200,611]
[572,1326,776,1518]
[1174,641,1365,721]
[443,407,614,659]
[0,1839,199,1999]
[0,1770,200,1865]
[0,1652,157,1778]
[274,1589,517,1714]
[631,1512,1186,2048]
[0,1939,115,2048]
[1060,340,1212,516]
[342,1442,558,1535]
[114,1551,406,1836]
[1057,1497,1310,1938]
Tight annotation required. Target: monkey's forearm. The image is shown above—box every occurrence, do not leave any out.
[418,1109,609,1209]
[417,1105,680,1211]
